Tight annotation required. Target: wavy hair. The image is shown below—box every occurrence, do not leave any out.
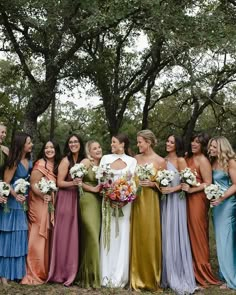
[208,136,236,171]
[63,134,85,168]
[137,129,157,148]
[187,132,210,158]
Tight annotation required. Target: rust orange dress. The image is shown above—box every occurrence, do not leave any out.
[186,157,220,287]
[21,159,56,285]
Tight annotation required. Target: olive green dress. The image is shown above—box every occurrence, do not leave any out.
[0,148,7,180]
[77,166,102,288]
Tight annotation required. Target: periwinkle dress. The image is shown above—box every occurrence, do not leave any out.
[77,166,102,288]
[0,160,31,280]
[47,172,79,286]
[212,170,236,289]
[161,161,197,295]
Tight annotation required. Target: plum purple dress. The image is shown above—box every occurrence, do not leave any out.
[47,172,79,286]
[161,161,197,294]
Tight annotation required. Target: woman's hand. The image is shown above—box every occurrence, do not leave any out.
[181,183,190,192]
[15,194,26,203]
[139,179,155,188]
[43,194,52,203]
[160,187,172,194]
[73,177,82,186]
[211,197,225,207]
[0,196,7,204]
[91,185,101,193]
[110,201,126,208]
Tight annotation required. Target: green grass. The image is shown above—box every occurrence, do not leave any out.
[0,216,235,294]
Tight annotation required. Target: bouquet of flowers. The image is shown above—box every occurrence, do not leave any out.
[0,181,10,213]
[14,178,30,211]
[35,177,58,212]
[204,184,223,207]
[179,168,200,199]
[100,170,137,252]
[69,163,88,196]
[156,169,175,199]
[92,163,114,184]
[135,163,156,195]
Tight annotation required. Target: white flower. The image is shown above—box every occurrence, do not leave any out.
[156,169,174,187]
[180,168,200,187]
[204,184,223,200]
[35,177,57,194]
[0,181,10,196]
[69,163,88,179]
[14,178,30,194]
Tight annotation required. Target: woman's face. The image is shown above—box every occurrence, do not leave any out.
[68,136,80,154]
[44,141,56,160]
[137,136,150,153]
[191,137,201,154]
[111,137,124,154]
[24,136,33,153]
[208,140,218,157]
[0,125,7,144]
[166,135,176,153]
[89,142,102,160]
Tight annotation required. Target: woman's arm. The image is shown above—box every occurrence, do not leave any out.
[57,157,81,188]
[81,158,100,193]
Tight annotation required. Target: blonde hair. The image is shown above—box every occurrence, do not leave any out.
[137,129,157,148]
[85,140,99,163]
[0,122,6,128]
[208,136,236,171]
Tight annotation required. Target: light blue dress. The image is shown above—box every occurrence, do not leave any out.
[0,161,31,280]
[161,161,197,294]
[212,170,236,289]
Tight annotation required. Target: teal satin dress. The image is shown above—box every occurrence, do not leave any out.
[212,170,236,289]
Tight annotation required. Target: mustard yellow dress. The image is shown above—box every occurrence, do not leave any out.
[130,181,162,291]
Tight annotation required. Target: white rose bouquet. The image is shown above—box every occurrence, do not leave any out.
[35,177,58,212]
[0,181,11,213]
[204,184,223,207]
[135,163,156,195]
[179,168,200,199]
[156,169,175,199]
[14,178,30,211]
[92,164,114,184]
[69,163,88,196]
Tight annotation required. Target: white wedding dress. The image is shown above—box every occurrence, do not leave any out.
[99,153,137,287]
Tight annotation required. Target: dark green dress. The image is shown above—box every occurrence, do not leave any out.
[77,166,102,288]
[0,148,7,180]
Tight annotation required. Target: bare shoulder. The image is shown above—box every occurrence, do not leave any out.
[229,158,236,169]
[155,154,166,168]
[80,158,91,168]
[134,154,142,162]
[198,155,210,165]
[177,157,187,165]
[60,156,70,167]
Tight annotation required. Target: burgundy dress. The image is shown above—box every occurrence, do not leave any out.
[47,173,79,286]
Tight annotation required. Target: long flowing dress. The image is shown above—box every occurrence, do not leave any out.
[161,161,197,294]
[47,172,79,286]
[100,154,137,288]
[130,168,162,291]
[76,166,102,288]
[21,159,56,285]
[186,157,220,286]
[0,160,32,280]
[212,170,236,289]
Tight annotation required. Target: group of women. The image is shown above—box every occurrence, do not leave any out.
[0,121,235,294]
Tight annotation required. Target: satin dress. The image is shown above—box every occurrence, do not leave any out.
[212,170,236,289]
[186,157,220,286]
[161,161,197,294]
[130,168,162,291]
[22,159,56,285]
[77,166,102,288]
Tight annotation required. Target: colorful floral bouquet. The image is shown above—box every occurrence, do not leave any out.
[156,169,175,199]
[0,181,10,213]
[69,163,88,196]
[204,184,223,207]
[179,167,200,199]
[35,177,58,212]
[135,163,156,195]
[14,178,30,211]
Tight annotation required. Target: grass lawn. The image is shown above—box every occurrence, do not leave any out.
[0,214,235,294]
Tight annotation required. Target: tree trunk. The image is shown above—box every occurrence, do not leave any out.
[50,95,56,140]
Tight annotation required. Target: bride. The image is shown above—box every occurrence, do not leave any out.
[100,134,137,287]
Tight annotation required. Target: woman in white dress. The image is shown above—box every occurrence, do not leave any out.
[100,134,137,288]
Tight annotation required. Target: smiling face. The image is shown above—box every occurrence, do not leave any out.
[23,136,33,154]
[0,125,7,145]
[89,142,102,160]
[111,136,124,154]
[44,141,56,160]
[68,136,81,154]
[191,137,202,155]
[208,139,218,158]
[137,136,150,154]
[166,135,176,153]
